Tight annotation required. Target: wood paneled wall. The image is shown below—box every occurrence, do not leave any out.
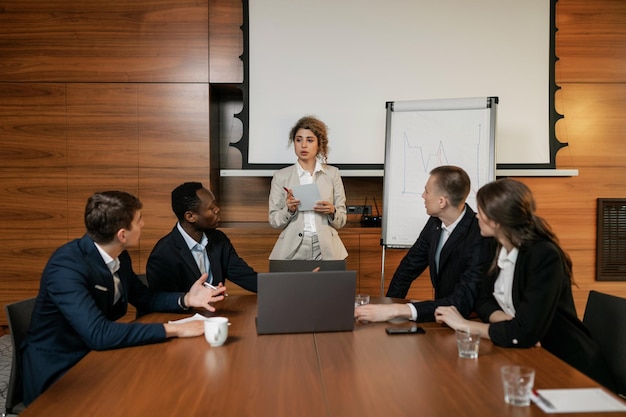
[0,0,211,325]
[1,0,625,328]
[524,0,626,310]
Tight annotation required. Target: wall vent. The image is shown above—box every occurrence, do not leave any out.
[597,198,626,281]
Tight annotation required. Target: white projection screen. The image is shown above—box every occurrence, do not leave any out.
[244,0,554,169]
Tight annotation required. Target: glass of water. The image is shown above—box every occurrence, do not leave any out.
[500,365,536,406]
[355,294,370,307]
[455,328,480,359]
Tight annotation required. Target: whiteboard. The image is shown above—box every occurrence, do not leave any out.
[381,97,497,248]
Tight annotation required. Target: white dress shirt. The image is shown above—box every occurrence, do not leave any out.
[296,160,324,234]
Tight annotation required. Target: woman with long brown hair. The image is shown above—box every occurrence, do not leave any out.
[435,178,616,392]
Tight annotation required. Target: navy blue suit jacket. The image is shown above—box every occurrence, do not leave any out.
[146,226,258,293]
[386,205,494,322]
[22,235,185,405]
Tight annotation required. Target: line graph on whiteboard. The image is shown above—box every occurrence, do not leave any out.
[400,130,486,200]
[383,107,494,247]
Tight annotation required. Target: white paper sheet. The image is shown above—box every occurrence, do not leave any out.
[531,388,626,413]
[292,183,321,211]
[167,313,209,324]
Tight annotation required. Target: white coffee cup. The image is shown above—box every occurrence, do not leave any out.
[204,317,229,347]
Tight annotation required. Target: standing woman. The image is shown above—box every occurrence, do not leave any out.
[435,178,617,392]
[268,116,348,260]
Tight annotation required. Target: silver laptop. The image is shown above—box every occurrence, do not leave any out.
[268,259,346,273]
[256,270,357,335]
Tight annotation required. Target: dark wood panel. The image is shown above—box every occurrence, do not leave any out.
[66,84,139,168]
[556,0,626,83]
[0,84,70,323]
[0,0,208,82]
[0,83,67,168]
[209,0,243,83]
[0,170,68,233]
[218,176,273,222]
[138,84,210,169]
[555,84,626,167]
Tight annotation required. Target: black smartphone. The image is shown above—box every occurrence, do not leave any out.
[385,326,425,335]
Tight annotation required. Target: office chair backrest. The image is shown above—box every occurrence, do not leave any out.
[583,290,626,396]
[4,297,36,414]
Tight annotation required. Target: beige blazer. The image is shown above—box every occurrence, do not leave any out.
[268,164,348,260]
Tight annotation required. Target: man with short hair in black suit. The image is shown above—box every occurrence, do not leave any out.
[355,165,494,323]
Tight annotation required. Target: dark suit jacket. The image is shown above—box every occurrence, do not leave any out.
[22,235,184,405]
[147,226,257,293]
[386,205,494,322]
[477,239,616,391]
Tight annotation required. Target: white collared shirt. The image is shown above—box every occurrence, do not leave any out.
[94,242,123,304]
[177,223,212,284]
[493,246,519,317]
[296,160,325,234]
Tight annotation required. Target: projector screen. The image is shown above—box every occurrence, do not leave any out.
[243,0,553,169]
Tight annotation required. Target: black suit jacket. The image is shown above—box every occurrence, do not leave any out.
[477,239,616,391]
[147,226,258,293]
[386,205,494,322]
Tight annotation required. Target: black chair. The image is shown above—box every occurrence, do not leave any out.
[583,290,626,398]
[4,298,36,414]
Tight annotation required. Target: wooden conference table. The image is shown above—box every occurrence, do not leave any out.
[22,295,626,417]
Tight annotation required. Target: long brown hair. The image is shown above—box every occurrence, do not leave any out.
[476,179,573,280]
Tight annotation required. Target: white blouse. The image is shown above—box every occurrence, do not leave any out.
[493,246,519,317]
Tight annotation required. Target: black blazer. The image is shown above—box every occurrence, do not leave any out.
[477,239,616,391]
[147,226,258,293]
[386,205,494,322]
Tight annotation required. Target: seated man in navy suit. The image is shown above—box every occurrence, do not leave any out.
[355,165,494,323]
[146,182,257,294]
[22,191,226,405]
